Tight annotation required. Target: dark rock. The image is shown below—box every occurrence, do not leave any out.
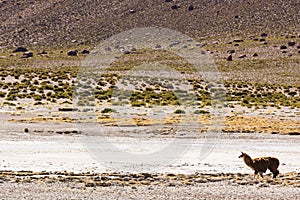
[129,9,135,13]
[58,107,79,112]
[259,38,266,42]
[253,53,258,57]
[227,50,235,54]
[234,15,239,19]
[297,45,300,49]
[280,45,287,50]
[24,128,29,133]
[67,50,78,56]
[261,33,268,37]
[234,44,239,46]
[188,5,194,10]
[165,0,172,2]
[262,41,268,45]
[226,54,233,61]
[81,49,90,54]
[233,39,244,43]
[288,41,296,46]
[298,50,300,54]
[288,132,300,136]
[238,54,246,58]
[253,38,259,41]
[155,44,161,49]
[21,52,33,58]
[171,5,179,9]
[13,47,28,53]
[282,50,287,53]
[123,50,130,54]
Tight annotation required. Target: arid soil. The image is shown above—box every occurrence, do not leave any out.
[0,171,300,199]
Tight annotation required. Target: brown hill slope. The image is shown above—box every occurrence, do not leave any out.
[0,0,299,47]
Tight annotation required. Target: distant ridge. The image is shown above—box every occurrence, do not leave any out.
[0,0,299,47]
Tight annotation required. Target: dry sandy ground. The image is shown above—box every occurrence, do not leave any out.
[0,181,300,200]
[0,108,300,199]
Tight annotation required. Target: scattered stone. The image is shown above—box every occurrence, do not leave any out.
[253,53,258,57]
[58,107,78,112]
[21,52,33,58]
[261,41,268,45]
[259,38,266,42]
[234,44,239,46]
[67,50,78,56]
[238,54,246,58]
[24,128,29,133]
[71,39,77,43]
[298,50,300,54]
[13,47,28,53]
[288,132,300,135]
[261,33,268,37]
[288,41,296,46]
[56,129,81,135]
[165,0,172,2]
[282,50,287,53]
[0,56,6,59]
[81,49,90,54]
[129,9,135,13]
[188,5,194,10]
[280,45,287,50]
[226,54,233,61]
[297,45,300,49]
[123,50,130,54]
[227,50,235,54]
[171,5,179,9]
[233,39,244,43]
[155,44,162,49]
[253,38,259,41]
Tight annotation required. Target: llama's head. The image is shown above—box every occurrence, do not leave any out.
[239,151,247,158]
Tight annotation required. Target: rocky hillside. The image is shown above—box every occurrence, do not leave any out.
[0,0,299,48]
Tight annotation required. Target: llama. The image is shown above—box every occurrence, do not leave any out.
[239,152,280,178]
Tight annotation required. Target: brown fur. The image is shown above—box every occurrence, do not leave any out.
[239,152,279,178]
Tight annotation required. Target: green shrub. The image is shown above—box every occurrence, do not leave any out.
[174,109,185,114]
[101,108,116,113]
[193,110,210,114]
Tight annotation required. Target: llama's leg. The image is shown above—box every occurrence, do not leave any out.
[269,167,279,178]
[272,170,279,178]
[254,171,258,178]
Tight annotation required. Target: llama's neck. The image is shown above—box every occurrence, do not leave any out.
[243,154,254,167]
